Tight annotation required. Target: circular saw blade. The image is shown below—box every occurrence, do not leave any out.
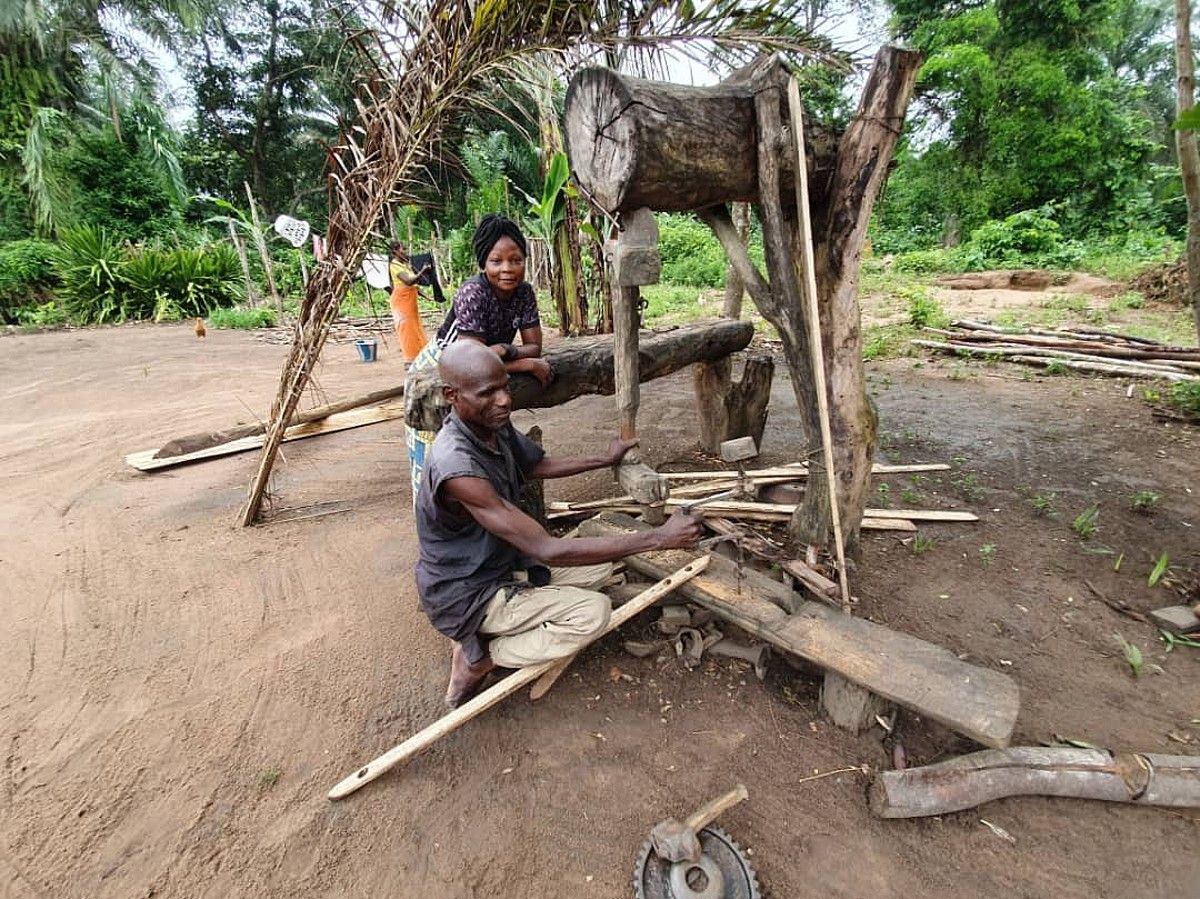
[633,824,761,899]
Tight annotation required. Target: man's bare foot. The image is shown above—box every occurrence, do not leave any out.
[445,643,495,708]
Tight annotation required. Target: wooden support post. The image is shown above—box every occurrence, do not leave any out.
[228,218,258,307]
[694,354,774,453]
[244,182,282,317]
[821,671,892,734]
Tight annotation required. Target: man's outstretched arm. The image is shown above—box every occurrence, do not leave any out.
[441,475,701,566]
[530,436,639,480]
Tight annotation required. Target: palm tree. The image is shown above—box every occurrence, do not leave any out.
[0,0,203,234]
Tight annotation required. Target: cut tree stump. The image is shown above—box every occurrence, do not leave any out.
[694,354,775,453]
[581,513,1019,748]
[403,319,754,432]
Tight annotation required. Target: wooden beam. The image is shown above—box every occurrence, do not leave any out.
[404,319,754,431]
[126,400,407,472]
[149,385,406,460]
[580,514,1019,748]
[327,556,710,799]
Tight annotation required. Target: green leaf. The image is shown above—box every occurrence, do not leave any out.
[1114,633,1142,677]
[1148,552,1169,587]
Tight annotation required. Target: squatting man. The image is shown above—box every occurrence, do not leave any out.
[415,340,703,706]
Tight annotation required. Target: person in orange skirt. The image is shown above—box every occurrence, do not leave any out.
[388,242,432,363]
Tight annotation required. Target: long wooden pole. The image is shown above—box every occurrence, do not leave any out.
[327,556,710,800]
[788,79,850,610]
[1175,0,1200,342]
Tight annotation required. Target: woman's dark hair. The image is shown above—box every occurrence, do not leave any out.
[472,214,527,269]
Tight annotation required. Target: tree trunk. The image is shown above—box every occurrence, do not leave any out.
[722,202,751,318]
[564,64,837,214]
[804,48,921,549]
[1176,0,1200,342]
[404,319,754,431]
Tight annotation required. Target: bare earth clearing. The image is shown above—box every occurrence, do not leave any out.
[2,283,1198,898]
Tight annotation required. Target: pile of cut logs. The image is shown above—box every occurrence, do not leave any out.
[548,461,974,535]
[913,320,1200,382]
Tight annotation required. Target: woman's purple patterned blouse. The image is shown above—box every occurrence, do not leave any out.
[452,274,540,345]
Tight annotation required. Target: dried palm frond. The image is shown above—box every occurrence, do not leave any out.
[242,0,829,524]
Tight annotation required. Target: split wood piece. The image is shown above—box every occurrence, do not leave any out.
[581,514,1020,748]
[149,384,407,460]
[125,400,407,472]
[703,516,839,603]
[548,499,976,523]
[546,504,918,531]
[404,319,754,431]
[788,75,849,610]
[662,462,951,481]
[327,556,710,800]
[870,747,1200,818]
[937,327,1200,362]
[914,339,1200,377]
[1010,354,1198,383]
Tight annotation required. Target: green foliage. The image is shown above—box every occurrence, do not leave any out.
[1165,381,1200,417]
[1072,503,1100,538]
[904,287,949,328]
[910,534,936,555]
[958,206,1082,269]
[979,543,997,565]
[209,306,276,329]
[52,225,241,324]
[15,300,68,328]
[657,214,729,287]
[1130,490,1160,514]
[1147,552,1169,587]
[57,130,182,242]
[1114,633,1143,678]
[0,238,58,318]
[1031,491,1058,517]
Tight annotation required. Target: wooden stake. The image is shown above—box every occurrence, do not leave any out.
[327,557,710,800]
[228,218,258,307]
[789,78,850,610]
[244,182,281,316]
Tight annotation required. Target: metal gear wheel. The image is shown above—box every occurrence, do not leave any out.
[632,825,761,899]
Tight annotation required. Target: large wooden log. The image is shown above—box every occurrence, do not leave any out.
[564,64,837,214]
[871,748,1200,819]
[403,319,755,431]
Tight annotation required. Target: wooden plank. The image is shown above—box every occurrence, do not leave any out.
[327,556,710,799]
[661,462,950,481]
[547,503,917,531]
[580,514,1019,748]
[126,400,407,472]
[547,499,973,523]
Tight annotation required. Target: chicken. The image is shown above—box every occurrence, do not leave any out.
[194,317,206,338]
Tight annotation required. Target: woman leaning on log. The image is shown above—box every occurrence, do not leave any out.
[405,214,553,497]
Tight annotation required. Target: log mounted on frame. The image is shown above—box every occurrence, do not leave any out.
[403,319,755,432]
[563,65,838,215]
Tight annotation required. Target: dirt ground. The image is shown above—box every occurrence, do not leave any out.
[2,308,1198,899]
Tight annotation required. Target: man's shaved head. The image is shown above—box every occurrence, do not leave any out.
[439,340,511,436]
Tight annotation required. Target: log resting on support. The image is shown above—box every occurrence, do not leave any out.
[564,64,837,214]
[403,319,755,432]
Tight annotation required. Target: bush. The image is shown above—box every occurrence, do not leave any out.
[892,247,968,273]
[53,225,242,324]
[1167,382,1200,418]
[209,306,276,329]
[959,206,1083,269]
[658,214,728,287]
[0,239,59,321]
[15,300,68,328]
[904,288,950,328]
